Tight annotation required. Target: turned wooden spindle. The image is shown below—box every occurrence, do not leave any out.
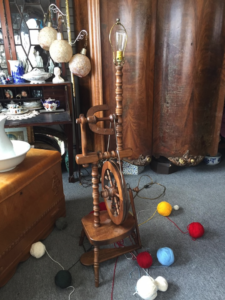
[76,114,88,156]
[92,162,100,227]
[115,65,123,151]
[94,246,99,287]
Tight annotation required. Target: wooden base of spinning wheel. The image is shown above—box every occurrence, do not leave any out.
[79,189,141,287]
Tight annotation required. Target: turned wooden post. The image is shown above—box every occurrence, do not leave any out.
[94,246,99,287]
[92,162,100,227]
[115,65,123,151]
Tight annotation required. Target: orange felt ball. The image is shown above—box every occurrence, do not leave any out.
[157,201,172,216]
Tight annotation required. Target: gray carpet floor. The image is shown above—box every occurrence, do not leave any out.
[1,154,225,300]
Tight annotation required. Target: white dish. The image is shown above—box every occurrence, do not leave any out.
[21,68,52,84]
[5,109,29,115]
[0,140,30,172]
[25,106,42,110]
[23,101,42,107]
[203,153,222,165]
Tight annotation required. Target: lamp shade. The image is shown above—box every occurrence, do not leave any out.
[109,19,127,65]
[38,22,57,51]
[49,33,73,63]
[69,48,91,78]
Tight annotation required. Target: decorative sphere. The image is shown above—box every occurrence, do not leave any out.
[69,53,91,78]
[157,201,172,216]
[30,241,46,258]
[55,270,72,289]
[157,247,174,266]
[38,26,57,51]
[188,222,204,239]
[50,39,73,63]
[137,251,153,269]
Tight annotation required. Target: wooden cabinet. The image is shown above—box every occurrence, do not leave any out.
[0,82,76,182]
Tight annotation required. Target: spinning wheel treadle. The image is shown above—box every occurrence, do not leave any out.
[101,160,129,225]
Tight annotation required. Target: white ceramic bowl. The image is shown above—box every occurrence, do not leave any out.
[23,100,41,107]
[203,153,222,165]
[0,140,30,172]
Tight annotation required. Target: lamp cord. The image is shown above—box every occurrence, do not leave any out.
[132,175,166,200]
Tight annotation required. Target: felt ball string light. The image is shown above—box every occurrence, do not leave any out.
[30,241,75,300]
[134,275,168,300]
[157,247,174,266]
[166,217,205,240]
[157,201,172,217]
[136,251,153,269]
[187,222,205,239]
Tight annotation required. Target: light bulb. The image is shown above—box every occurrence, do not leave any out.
[116,30,126,61]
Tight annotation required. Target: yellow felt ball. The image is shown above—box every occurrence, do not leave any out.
[157,201,172,216]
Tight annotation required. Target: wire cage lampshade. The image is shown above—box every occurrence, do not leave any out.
[109,19,127,66]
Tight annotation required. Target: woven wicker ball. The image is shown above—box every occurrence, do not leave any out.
[50,34,73,63]
[69,53,91,78]
[38,25,57,51]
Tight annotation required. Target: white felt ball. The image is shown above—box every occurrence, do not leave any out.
[30,242,46,259]
[173,205,179,210]
[136,276,158,300]
[155,276,168,292]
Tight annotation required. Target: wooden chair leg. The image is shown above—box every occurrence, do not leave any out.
[79,228,86,246]
[94,246,99,287]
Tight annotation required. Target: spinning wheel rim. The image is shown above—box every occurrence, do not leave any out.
[101,160,128,225]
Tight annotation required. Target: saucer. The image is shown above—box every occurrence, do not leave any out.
[25,106,42,110]
[5,109,29,115]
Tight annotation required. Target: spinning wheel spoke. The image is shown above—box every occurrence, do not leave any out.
[113,197,120,215]
[101,161,129,225]
[107,170,113,186]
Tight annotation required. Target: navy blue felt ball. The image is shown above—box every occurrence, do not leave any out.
[55,270,72,288]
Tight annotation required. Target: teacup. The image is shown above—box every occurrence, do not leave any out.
[7,103,20,109]
[8,106,24,114]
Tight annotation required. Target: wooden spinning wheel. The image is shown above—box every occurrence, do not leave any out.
[101,160,129,225]
[76,18,141,287]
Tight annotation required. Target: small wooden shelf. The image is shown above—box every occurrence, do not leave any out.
[0,82,77,183]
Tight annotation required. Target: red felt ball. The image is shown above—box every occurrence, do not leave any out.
[90,202,107,214]
[188,222,204,239]
[137,251,153,269]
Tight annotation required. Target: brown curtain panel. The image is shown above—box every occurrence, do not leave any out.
[73,0,225,159]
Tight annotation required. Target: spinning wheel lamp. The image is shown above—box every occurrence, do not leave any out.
[109,19,127,152]
[38,3,91,77]
[75,19,141,288]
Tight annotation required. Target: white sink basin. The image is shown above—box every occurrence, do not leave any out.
[0,140,30,172]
